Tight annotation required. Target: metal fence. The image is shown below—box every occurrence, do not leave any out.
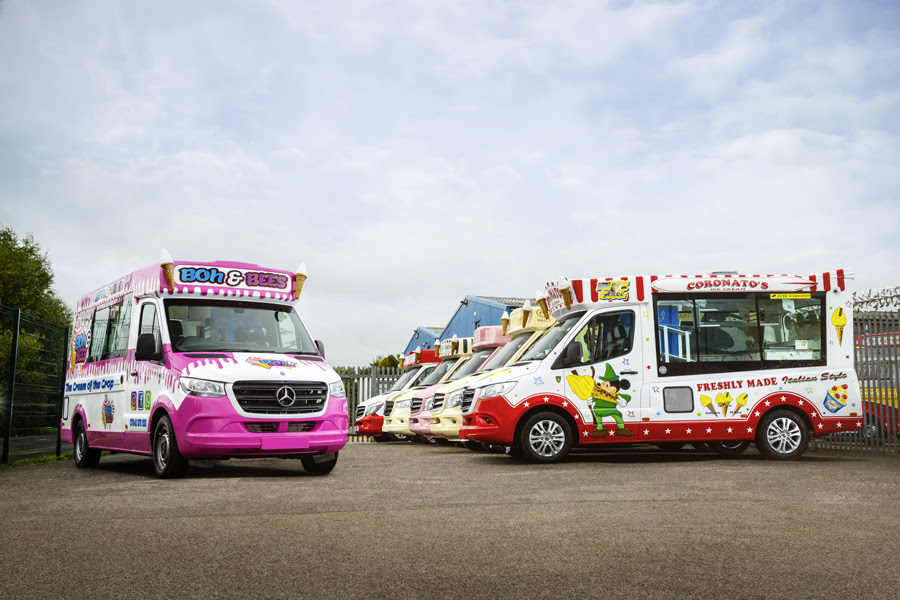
[820,310,899,453]
[1,306,70,464]
[337,366,401,442]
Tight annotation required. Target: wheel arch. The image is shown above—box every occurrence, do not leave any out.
[513,405,579,448]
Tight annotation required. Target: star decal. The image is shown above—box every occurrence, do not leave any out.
[643,311,650,318]
[765,401,770,406]
[524,401,530,408]
[583,431,589,437]
[643,429,650,435]
[665,428,671,434]
[798,400,804,406]
[562,401,568,407]
[686,428,692,434]
[806,387,814,394]
[534,377,545,386]
[856,421,862,427]
[706,428,712,434]
[543,396,550,403]
[727,427,733,433]
[780,396,787,402]
[818,423,824,429]
[622,358,630,366]
[837,422,843,428]
[609,429,616,437]
[652,386,660,394]
[747,427,753,433]
[755,411,761,417]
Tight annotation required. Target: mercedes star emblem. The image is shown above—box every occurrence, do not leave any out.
[276,386,296,407]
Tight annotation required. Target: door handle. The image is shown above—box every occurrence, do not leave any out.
[621,370,638,375]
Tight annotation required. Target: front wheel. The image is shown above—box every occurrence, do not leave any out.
[153,415,189,479]
[708,440,751,457]
[756,410,808,460]
[73,420,101,468]
[300,452,338,475]
[518,412,573,464]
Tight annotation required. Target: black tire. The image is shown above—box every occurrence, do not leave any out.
[756,409,808,460]
[383,433,411,442]
[863,413,885,441]
[373,435,391,443]
[517,412,573,464]
[655,442,686,451]
[300,452,338,475]
[152,415,189,479]
[73,420,100,468]
[708,440,751,457]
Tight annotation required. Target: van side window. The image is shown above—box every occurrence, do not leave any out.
[655,293,826,376]
[106,299,131,359]
[88,307,110,362]
[139,303,161,352]
[570,311,635,366]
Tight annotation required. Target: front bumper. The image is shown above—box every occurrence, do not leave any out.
[383,408,414,437]
[459,396,516,446]
[431,406,464,439]
[409,410,433,436]
[175,395,348,458]
[353,414,384,436]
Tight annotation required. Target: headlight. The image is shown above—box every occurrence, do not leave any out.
[446,390,464,408]
[476,381,517,399]
[180,377,226,398]
[396,399,411,410]
[329,381,346,397]
[424,396,434,410]
[365,401,384,416]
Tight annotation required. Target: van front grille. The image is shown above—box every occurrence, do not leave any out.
[432,393,446,412]
[461,389,476,414]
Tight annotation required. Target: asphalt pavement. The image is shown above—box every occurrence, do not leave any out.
[1,442,898,600]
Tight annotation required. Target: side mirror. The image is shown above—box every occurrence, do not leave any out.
[563,341,583,366]
[135,333,162,362]
[315,340,325,359]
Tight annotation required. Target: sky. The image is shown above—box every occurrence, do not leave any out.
[1,0,898,365]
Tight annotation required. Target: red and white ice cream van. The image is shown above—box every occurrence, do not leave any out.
[461,270,862,463]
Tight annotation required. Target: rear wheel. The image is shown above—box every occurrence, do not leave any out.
[152,415,189,479]
[756,410,808,460]
[708,440,751,457]
[300,452,338,475]
[73,420,100,468]
[518,412,573,464]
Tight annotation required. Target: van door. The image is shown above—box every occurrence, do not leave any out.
[554,309,642,439]
[124,300,164,453]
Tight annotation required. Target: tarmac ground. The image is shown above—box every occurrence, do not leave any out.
[1,441,898,600]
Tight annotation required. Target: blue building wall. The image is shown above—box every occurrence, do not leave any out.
[402,296,526,355]
[402,326,441,355]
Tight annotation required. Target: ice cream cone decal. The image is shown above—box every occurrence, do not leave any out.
[160,250,175,292]
[831,308,847,346]
[734,393,748,416]
[500,311,510,336]
[700,395,718,416]
[521,300,532,327]
[716,392,731,418]
[294,263,308,299]
[536,290,549,318]
[560,278,573,310]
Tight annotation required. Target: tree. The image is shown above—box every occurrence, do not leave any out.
[0,225,72,326]
[370,354,400,369]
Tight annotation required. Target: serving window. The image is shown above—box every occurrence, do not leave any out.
[654,292,826,376]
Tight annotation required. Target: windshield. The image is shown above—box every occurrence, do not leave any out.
[389,367,422,392]
[481,334,532,371]
[164,299,317,354]
[419,358,459,386]
[519,312,585,362]
[448,349,493,380]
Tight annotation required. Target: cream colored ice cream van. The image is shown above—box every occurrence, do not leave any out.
[382,336,472,440]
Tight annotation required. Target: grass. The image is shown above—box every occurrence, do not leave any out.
[0,451,73,470]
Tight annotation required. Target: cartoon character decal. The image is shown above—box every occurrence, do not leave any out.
[567,364,633,437]
[101,395,115,428]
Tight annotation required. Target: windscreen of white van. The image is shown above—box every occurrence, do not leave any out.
[480,334,533,371]
[164,299,317,354]
[517,311,585,362]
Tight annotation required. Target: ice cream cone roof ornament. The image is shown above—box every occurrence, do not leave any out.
[500,311,510,336]
[559,277,573,310]
[536,290,549,318]
[160,250,175,292]
[522,299,532,327]
[451,334,459,354]
[415,345,421,362]
[294,263,308,300]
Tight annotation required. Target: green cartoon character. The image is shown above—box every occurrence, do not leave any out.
[566,364,633,438]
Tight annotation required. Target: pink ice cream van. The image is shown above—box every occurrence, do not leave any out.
[60,253,348,478]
